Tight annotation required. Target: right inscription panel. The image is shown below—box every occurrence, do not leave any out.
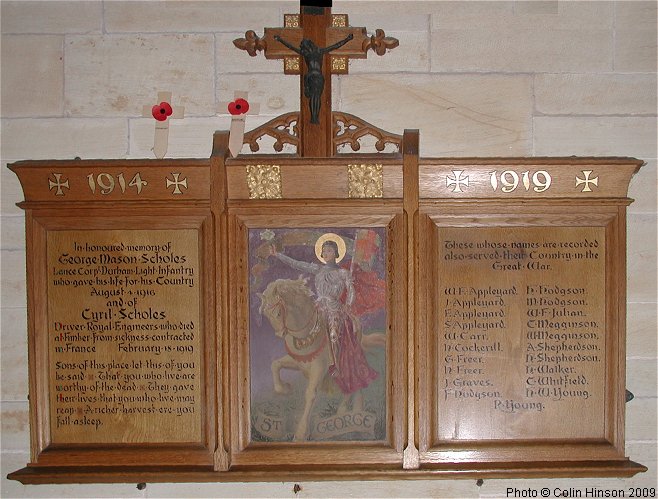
[436,225,606,440]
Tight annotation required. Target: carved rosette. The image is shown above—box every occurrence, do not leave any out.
[246,165,282,199]
[347,164,384,198]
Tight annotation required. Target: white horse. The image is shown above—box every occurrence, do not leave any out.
[258,277,385,441]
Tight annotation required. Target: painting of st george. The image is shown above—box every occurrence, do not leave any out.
[249,227,387,442]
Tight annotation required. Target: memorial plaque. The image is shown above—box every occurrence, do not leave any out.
[437,226,606,440]
[47,229,202,443]
[5,1,648,482]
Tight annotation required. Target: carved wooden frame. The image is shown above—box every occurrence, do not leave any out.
[5,135,647,481]
[226,205,407,468]
[21,208,217,468]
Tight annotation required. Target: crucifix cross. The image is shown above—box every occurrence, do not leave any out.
[234,1,398,157]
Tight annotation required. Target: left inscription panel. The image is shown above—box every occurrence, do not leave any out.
[8,160,222,476]
[47,229,202,443]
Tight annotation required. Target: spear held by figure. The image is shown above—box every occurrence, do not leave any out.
[274,33,354,124]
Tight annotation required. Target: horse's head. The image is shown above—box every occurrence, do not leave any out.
[258,277,314,339]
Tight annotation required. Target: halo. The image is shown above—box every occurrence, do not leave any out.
[314,233,346,263]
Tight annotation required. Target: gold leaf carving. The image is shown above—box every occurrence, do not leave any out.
[284,14,300,28]
[348,164,383,198]
[332,14,348,28]
[284,56,301,74]
[246,165,282,199]
[331,56,347,74]
[331,56,348,73]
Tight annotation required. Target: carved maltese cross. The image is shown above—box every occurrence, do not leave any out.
[446,170,470,193]
[48,173,70,196]
[575,170,599,192]
[166,173,188,195]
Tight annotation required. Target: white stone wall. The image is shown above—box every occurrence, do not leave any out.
[1,1,655,497]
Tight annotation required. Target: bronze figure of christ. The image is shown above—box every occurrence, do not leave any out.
[274,34,354,124]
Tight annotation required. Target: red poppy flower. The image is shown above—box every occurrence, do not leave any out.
[152,101,173,121]
[228,98,250,115]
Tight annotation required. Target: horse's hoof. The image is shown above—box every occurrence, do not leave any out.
[274,382,292,395]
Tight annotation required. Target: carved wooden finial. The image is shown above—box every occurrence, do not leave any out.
[363,29,399,56]
[233,30,267,57]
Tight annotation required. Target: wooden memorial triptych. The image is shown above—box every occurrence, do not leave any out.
[7,3,646,484]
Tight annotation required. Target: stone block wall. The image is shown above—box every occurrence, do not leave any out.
[1,1,656,497]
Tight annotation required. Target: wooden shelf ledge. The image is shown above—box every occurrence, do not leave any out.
[8,460,647,484]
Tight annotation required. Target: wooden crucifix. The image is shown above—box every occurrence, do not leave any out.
[234,1,398,157]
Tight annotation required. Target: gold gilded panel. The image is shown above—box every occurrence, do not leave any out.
[284,56,301,74]
[332,14,348,28]
[347,164,384,198]
[246,165,282,199]
[331,56,348,74]
[284,14,300,28]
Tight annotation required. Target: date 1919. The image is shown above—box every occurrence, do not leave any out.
[490,170,552,193]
